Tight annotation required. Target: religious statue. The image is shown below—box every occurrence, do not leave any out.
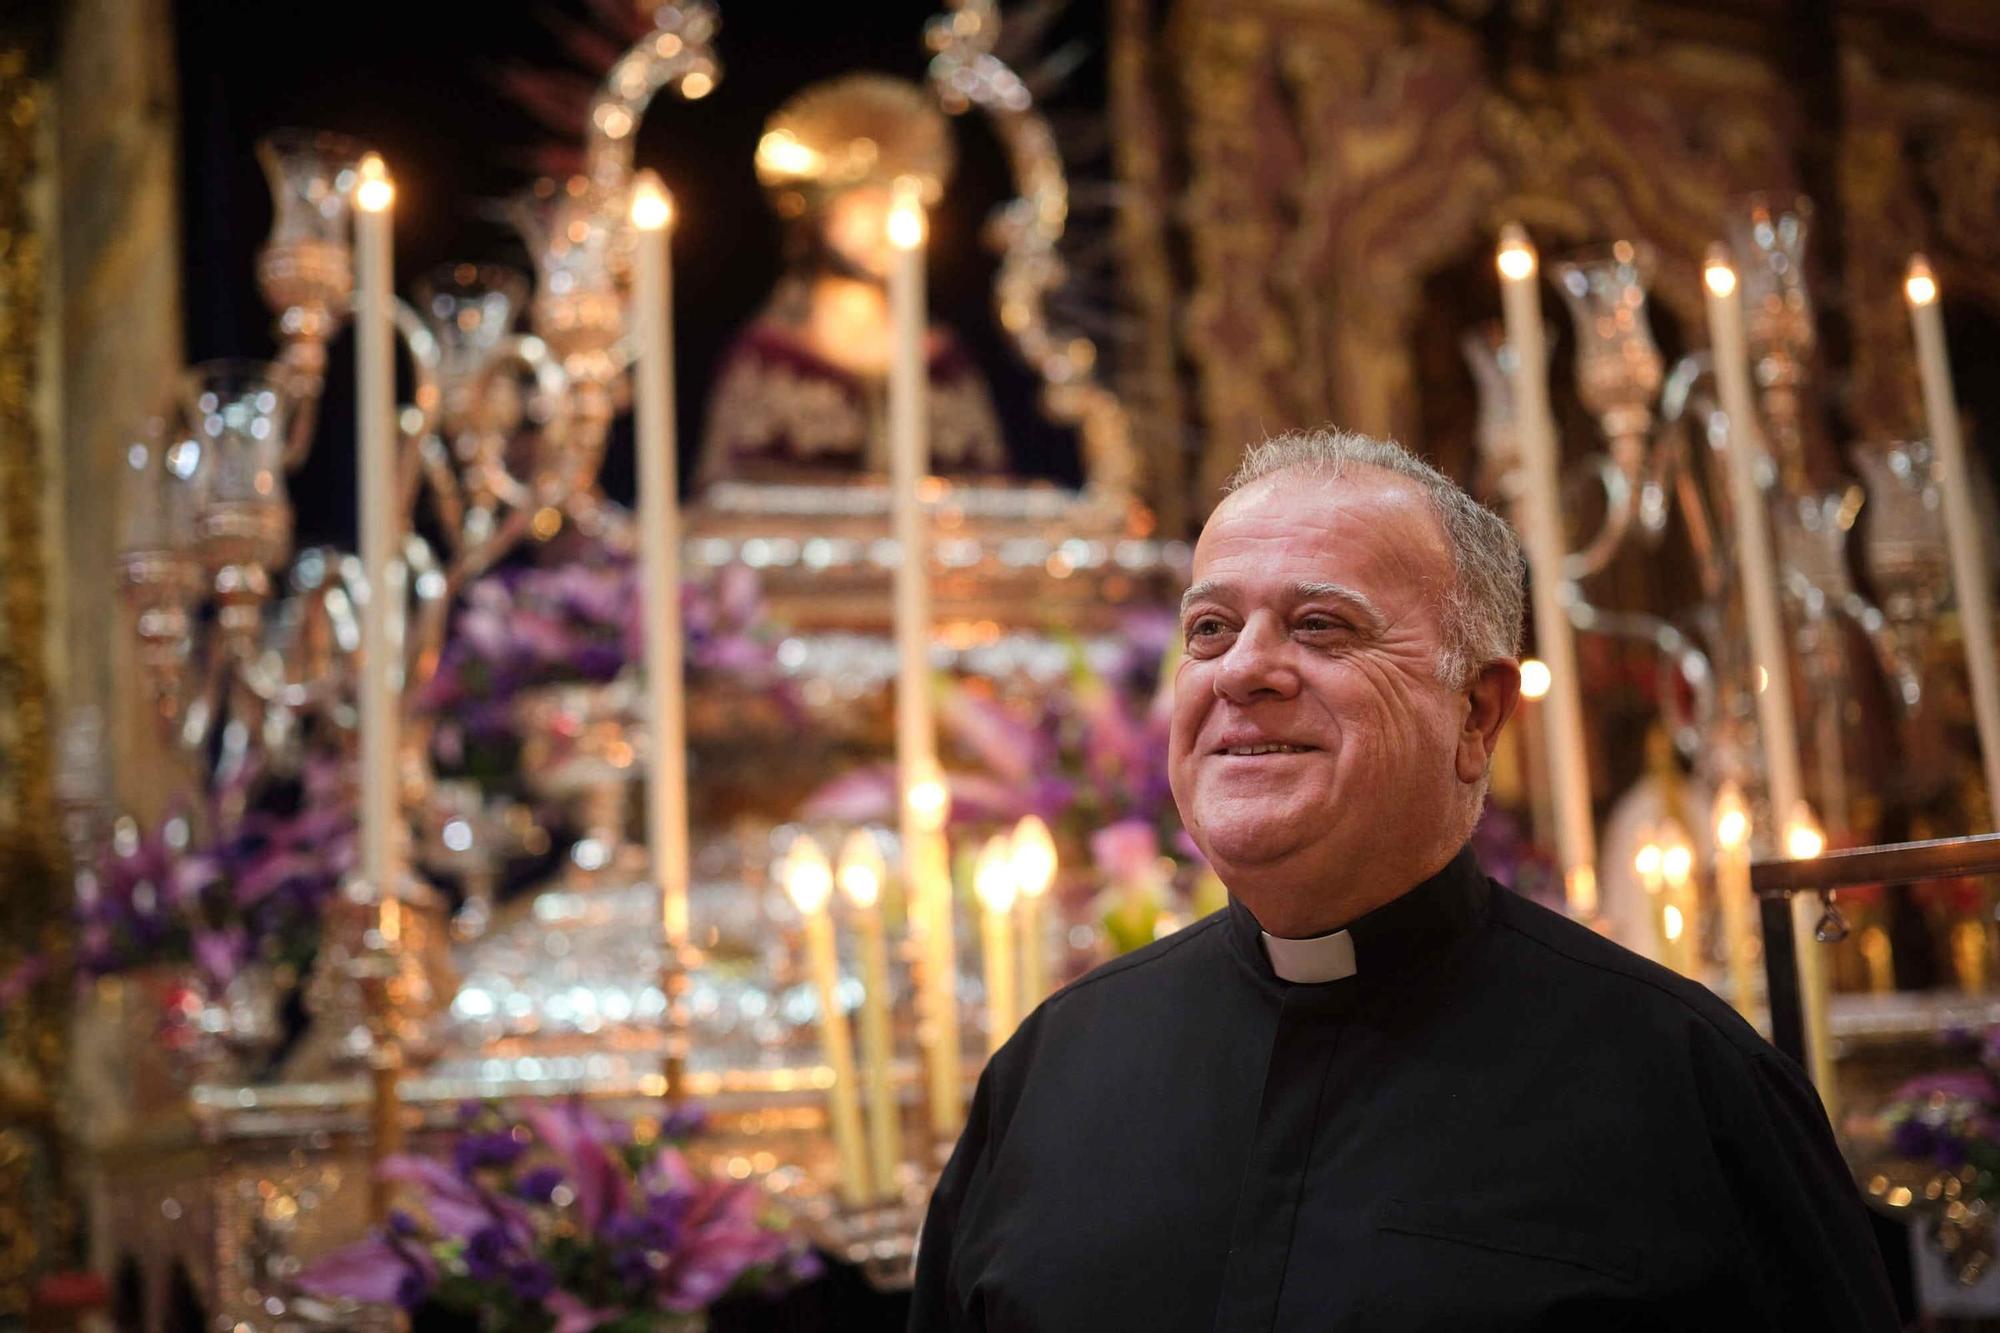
[696,74,1008,489]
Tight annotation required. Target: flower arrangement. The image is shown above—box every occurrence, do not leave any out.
[418,545,788,787]
[296,1099,817,1331]
[1883,1028,2000,1190]
[73,756,353,990]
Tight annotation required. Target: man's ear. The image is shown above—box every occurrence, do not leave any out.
[1456,658,1521,784]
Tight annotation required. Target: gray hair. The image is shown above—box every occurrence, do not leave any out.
[1225,428,1525,688]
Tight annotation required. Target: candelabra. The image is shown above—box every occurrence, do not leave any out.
[1466,201,1934,828]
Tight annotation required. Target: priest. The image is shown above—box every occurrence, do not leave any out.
[910,429,1897,1330]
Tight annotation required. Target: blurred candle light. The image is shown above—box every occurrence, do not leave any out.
[1713,781,1758,1017]
[1011,815,1057,1005]
[975,835,1019,1055]
[837,828,902,1201]
[1497,223,1597,918]
[1784,804,1826,862]
[1658,819,1697,977]
[784,836,869,1208]
[1906,256,2000,832]
[1519,658,1552,700]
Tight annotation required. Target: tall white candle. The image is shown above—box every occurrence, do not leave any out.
[355,153,400,927]
[1011,815,1057,1005]
[1496,225,1598,918]
[838,829,903,1202]
[1907,256,2000,832]
[1704,246,1832,1103]
[886,186,962,1139]
[888,185,934,849]
[974,835,1018,1055]
[784,836,870,1209]
[630,173,691,952]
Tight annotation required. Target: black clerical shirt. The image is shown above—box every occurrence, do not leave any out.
[910,845,1898,1331]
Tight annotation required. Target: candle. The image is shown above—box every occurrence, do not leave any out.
[1713,782,1758,1017]
[1516,658,1557,856]
[354,154,401,912]
[1657,820,1697,978]
[1634,833,1665,954]
[838,828,902,1201]
[353,152,402,1223]
[1496,226,1598,917]
[630,174,691,961]
[975,835,1018,1054]
[1704,248,1832,1102]
[1906,257,2000,832]
[887,185,962,1140]
[888,183,934,832]
[1011,815,1057,1006]
[783,835,869,1209]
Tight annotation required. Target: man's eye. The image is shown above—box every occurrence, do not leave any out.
[1297,616,1347,634]
[1187,617,1227,639]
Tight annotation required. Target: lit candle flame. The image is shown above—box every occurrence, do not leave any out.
[782,834,833,916]
[1566,865,1598,917]
[906,761,950,831]
[1634,840,1663,890]
[1519,657,1552,701]
[836,829,885,910]
[975,835,1018,914]
[1784,803,1826,861]
[1496,224,1537,281]
[1011,815,1058,900]
[1663,903,1685,942]
[629,172,673,231]
[1905,255,1939,308]
[887,176,927,251]
[356,153,394,213]
[1713,781,1750,851]
[1703,248,1737,298]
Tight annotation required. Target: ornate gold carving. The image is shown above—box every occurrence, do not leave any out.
[0,44,65,1321]
[1154,0,1829,502]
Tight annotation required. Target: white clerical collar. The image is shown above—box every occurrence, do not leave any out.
[1260,927,1358,983]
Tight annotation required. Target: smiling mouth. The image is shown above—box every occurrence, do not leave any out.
[1216,744,1318,756]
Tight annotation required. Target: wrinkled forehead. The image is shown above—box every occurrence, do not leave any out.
[1189,468,1454,611]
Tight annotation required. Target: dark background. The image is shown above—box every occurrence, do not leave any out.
[176,0,1099,553]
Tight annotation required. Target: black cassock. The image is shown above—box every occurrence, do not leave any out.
[910,845,1897,1331]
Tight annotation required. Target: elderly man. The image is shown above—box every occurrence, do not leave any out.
[910,430,1896,1330]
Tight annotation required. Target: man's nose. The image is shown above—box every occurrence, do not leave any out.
[1213,615,1300,703]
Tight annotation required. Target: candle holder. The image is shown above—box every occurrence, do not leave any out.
[510,182,627,514]
[116,413,204,724]
[1552,242,1668,571]
[185,360,296,653]
[293,871,456,1077]
[1727,193,1816,492]
[413,263,535,506]
[1853,440,1952,670]
[255,129,363,466]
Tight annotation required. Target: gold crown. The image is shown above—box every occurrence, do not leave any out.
[755,74,952,207]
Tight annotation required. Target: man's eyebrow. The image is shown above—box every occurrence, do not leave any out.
[1292,582,1385,628]
[1178,580,1222,619]
[1178,580,1384,628]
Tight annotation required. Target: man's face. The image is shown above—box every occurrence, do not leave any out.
[1169,469,1474,892]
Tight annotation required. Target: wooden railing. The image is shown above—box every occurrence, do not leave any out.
[1752,831,2000,1066]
